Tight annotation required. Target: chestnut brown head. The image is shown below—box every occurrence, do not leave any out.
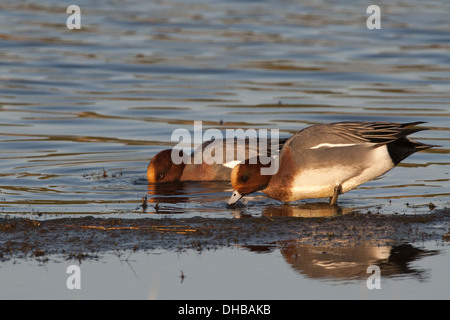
[147,149,186,183]
[228,157,272,205]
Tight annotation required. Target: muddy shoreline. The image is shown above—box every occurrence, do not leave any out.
[1,209,449,263]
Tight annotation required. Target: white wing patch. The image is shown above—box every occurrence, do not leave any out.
[223,160,243,169]
[309,143,357,149]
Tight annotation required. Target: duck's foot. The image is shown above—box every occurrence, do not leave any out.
[329,185,342,206]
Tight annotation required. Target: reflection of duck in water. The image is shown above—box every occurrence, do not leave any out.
[280,242,437,281]
[146,180,234,214]
[262,202,354,218]
[228,122,435,205]
[147,137,286,183]
[145,181,189,214]
[147,181,189,204]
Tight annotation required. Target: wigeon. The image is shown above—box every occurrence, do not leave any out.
[147,137,287,183]
[228,121,435,205]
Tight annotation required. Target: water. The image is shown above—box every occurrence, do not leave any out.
[0,0,449,300]
[1,241,449,300]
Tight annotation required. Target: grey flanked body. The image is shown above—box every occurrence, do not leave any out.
[229,121,435,205]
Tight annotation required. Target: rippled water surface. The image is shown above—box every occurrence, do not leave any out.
[0,0,449,299]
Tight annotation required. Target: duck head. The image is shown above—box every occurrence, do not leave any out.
[228,157,272,205]
[147,149,186,183]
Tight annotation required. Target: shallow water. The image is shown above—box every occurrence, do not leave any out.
[1,241,449,300]
[0,0,449,300]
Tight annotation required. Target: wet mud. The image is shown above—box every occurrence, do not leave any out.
[1,208,449,263]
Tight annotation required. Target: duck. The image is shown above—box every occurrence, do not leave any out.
[147,137,287,183]
[228,121,435,205]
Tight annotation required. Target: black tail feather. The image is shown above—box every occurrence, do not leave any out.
[387,138,434,165]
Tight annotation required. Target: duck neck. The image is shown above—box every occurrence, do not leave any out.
[261,146,294,202]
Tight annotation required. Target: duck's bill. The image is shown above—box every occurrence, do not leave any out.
[227,190,243,205]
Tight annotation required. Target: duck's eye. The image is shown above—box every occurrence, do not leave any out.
[157,173,165,180]
[240,175,249,183]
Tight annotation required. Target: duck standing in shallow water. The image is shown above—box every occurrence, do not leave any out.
[228,121,435,205]
[147,137,286,183]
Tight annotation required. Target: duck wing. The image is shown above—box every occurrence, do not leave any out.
[288,121,429,149]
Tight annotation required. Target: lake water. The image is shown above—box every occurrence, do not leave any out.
[1,241,449,300]
[0,0,449,300]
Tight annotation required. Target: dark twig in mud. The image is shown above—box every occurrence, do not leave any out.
[141,195,148,212]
